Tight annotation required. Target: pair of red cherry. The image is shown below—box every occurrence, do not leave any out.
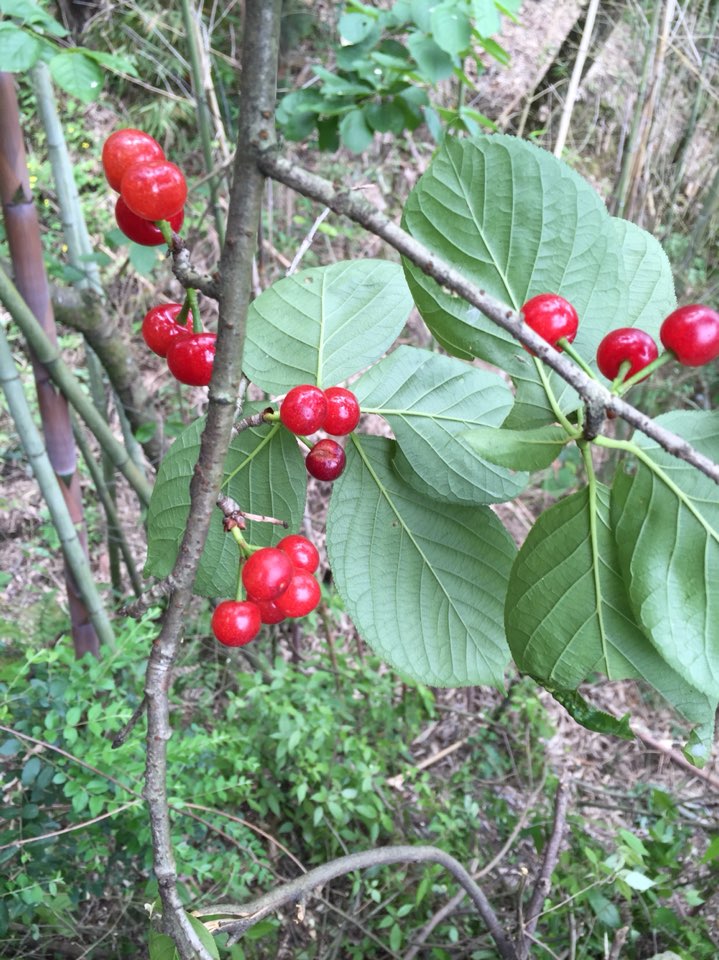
[211,535,321,646]
[102,128,186,245]
[521,293,719,381]
[141,303,215,386]
[280,385,361,482]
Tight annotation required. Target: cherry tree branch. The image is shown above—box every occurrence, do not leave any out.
[257,150,719,486]
[142,3,282,958]
[197,844,519,960]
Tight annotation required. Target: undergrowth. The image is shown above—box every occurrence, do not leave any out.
[1,616,717,958]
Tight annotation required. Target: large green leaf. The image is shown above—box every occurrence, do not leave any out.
[506,483,716,752]
[145,418,306,598]
[326,435,516,687]
[49,51,104,102]
[0,22,43,70]
[353,346,525,504]
[401,134,627,426]
[243,261,413,394]
[611,410,719,700]
[610,218,676,336]
[462,424,570,472]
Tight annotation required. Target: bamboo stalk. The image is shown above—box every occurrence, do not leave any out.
[0,265,153,507]
[553,0,600,158]
[32,59,126,591]
[0,323,115,649]
[611,0,665,217]
[180,0,226,244]
[0,70,102,658]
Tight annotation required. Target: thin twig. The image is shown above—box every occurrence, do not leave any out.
[0,801,140,851]
[119,578,176,619]
[257,151,719,486]
[170,233,220,299]
[111,696,147,749]
[521,777,570,953]
[287,206,330,275]
[198,845,518,959]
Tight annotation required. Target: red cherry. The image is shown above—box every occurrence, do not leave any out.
[242,547,294,602]
[277,534,320,574]
[166,332,216,386]
[211,600,261,647]
[323,386,360,436]
[120,160,188,221]
[596,328,659,383]
[141,303,194,357]
[306,439,346,482]
[280,385,327,435]
[115,196,184,246]
[275,571,321,618]
[659,304,719,367]
[255,599,286,625]
[102,129,164,192]
[521,293,579,351]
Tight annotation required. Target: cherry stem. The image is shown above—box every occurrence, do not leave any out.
[611,360,633,393]
[156,219,173,246]
[556,339,597,379]
[187,288,202,334]
[234,564,244,603]
[616,350,673,395]
[176,292,192,327]
[230,527,253,557]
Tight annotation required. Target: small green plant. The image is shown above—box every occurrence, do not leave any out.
[276,0,522,152]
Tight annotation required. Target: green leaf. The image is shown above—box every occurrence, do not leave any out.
[148,929,178,960]
[354,346,526,504]
[0,0,67,35]
[407,33,455,82]
[48,51,103,102]
[611,410,719,700]
[546,688,633,739]
[0,22,42,70]
[462,424,570,472]
[507,482,717,750]
[326,435,516,687]
[128,242,159,277]
[430,1,471,55]
[243,261,413,394]
[611,218,676,337]
[79,48,139,78]
[186,915,219,959]
[145,418,306,598]
[472,0,501,36]
[339,108,374,153]
[339,11,377,43]
[402,135,627,427]
[363,99,406,134]
[621,869,656,891]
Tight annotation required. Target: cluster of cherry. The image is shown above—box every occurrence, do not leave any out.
[520,293,719,384]
[212,536,322,646]
[102,128,216,387]
[278,384,360,481]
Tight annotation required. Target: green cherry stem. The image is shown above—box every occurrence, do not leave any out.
[556,339,597,379]
[611,360,632,393]
[156,219,174,246]
[535,359,575,434]
[230,527,253,558]
[175,292,192,327]
[187,288,202,333]
[615,350,673,395]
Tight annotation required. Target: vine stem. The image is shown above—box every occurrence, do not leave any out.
[256,150,719,486]
[142,3,282,958]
